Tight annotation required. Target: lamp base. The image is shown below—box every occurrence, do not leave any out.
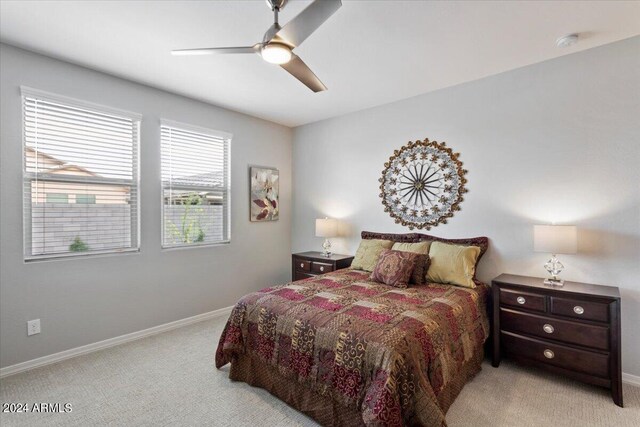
[543,277,564,286]
[543,255,565,287]
[322,238,332,257]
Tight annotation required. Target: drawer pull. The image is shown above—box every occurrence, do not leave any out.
[516,296,526,305]
[300,263,304,268]
[320,266,324,272]
[543,324,555,334]
[543,349,555,359]
[573,305,584,315]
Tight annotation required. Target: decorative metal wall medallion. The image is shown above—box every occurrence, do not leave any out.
[379,138,467,230]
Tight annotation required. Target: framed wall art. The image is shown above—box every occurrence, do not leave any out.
[250,166,279,221]
[379,138,467,230]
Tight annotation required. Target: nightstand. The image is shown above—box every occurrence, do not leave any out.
[492,273,622,407]
[292,252,354,281]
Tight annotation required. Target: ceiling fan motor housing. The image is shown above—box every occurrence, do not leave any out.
[266,0,288,11]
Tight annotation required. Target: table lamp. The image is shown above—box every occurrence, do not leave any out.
[533,225,577,286]
[315,218,338,257]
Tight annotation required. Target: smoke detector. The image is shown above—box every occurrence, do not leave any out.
[556,34,579,48]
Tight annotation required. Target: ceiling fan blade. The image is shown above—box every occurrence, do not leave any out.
[275,0,341,47]
[280,54,327,92]
[172,45,260,56]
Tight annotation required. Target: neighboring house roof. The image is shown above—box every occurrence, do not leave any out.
[25,146,64,165]
[26,147,98,176]
[29,147,223,187]
[167,171,225,188]
[48,165,97,177]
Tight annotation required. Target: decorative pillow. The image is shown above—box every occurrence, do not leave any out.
[392,241,431,285]
[391,241,431,253]
[426,241,481,288]
[351,239,394,272]
[370,249,419,288]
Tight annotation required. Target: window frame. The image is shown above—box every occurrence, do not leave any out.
[160,119,232,250]
[21,86,142,262]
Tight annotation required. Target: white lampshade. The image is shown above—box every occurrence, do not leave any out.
[315,218,338,238]
[534,225,577,255]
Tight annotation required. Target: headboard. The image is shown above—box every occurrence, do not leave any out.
[360,230,490,264]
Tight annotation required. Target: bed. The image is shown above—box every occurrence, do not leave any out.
[216,231,490,426]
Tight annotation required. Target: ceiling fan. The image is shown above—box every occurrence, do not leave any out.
[172,0,342,93]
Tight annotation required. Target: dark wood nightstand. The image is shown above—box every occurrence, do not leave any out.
[492,273,622,407]
[292,252,354,281]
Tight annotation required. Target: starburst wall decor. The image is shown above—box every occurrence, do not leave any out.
[379,138,468,230]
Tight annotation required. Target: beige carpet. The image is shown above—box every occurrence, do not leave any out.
[1,315,638,427]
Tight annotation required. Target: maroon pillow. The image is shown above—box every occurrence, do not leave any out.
[370,249,419,289]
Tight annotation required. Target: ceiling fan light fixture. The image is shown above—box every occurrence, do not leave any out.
[261,43,292,64]
[556,33,579,48]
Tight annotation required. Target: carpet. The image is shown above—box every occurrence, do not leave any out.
[1,315,638,426]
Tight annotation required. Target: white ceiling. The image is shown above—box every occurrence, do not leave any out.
[1,1,639,127]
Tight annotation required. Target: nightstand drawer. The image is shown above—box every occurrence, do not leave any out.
[500,308,609,351]
[296,260,311,272]
[501,331,609,378]
[550,297,609,323]
[500,288,545,312]
[311,262,333,274]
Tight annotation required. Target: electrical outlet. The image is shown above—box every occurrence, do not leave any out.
[27,319,41,336]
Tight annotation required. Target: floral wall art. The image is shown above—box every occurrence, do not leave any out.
[250,166,279,221]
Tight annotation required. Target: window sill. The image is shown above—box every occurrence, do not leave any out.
[24,248,140,263]
[161,241,231,251]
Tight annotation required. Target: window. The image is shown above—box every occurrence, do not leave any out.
[76,194,96,204]
[46,193,68,203]
[23,87,140,260]
[161,121,231,248]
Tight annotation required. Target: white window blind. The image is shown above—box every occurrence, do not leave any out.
[22,88,140,260]
[161,121,231,248]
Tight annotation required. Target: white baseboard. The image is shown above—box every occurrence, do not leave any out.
[622,372,640,387]
[0,305,234,379]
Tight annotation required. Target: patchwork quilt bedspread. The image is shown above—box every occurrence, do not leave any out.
[216,269,489,426]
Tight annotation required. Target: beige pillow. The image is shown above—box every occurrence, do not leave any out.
[392,242,431,285]
[392,241,431,254]
[351,239,394,271]
[426,241,481,288]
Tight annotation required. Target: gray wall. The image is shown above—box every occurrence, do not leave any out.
[0,44,293,368]
[292,37,640,376]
